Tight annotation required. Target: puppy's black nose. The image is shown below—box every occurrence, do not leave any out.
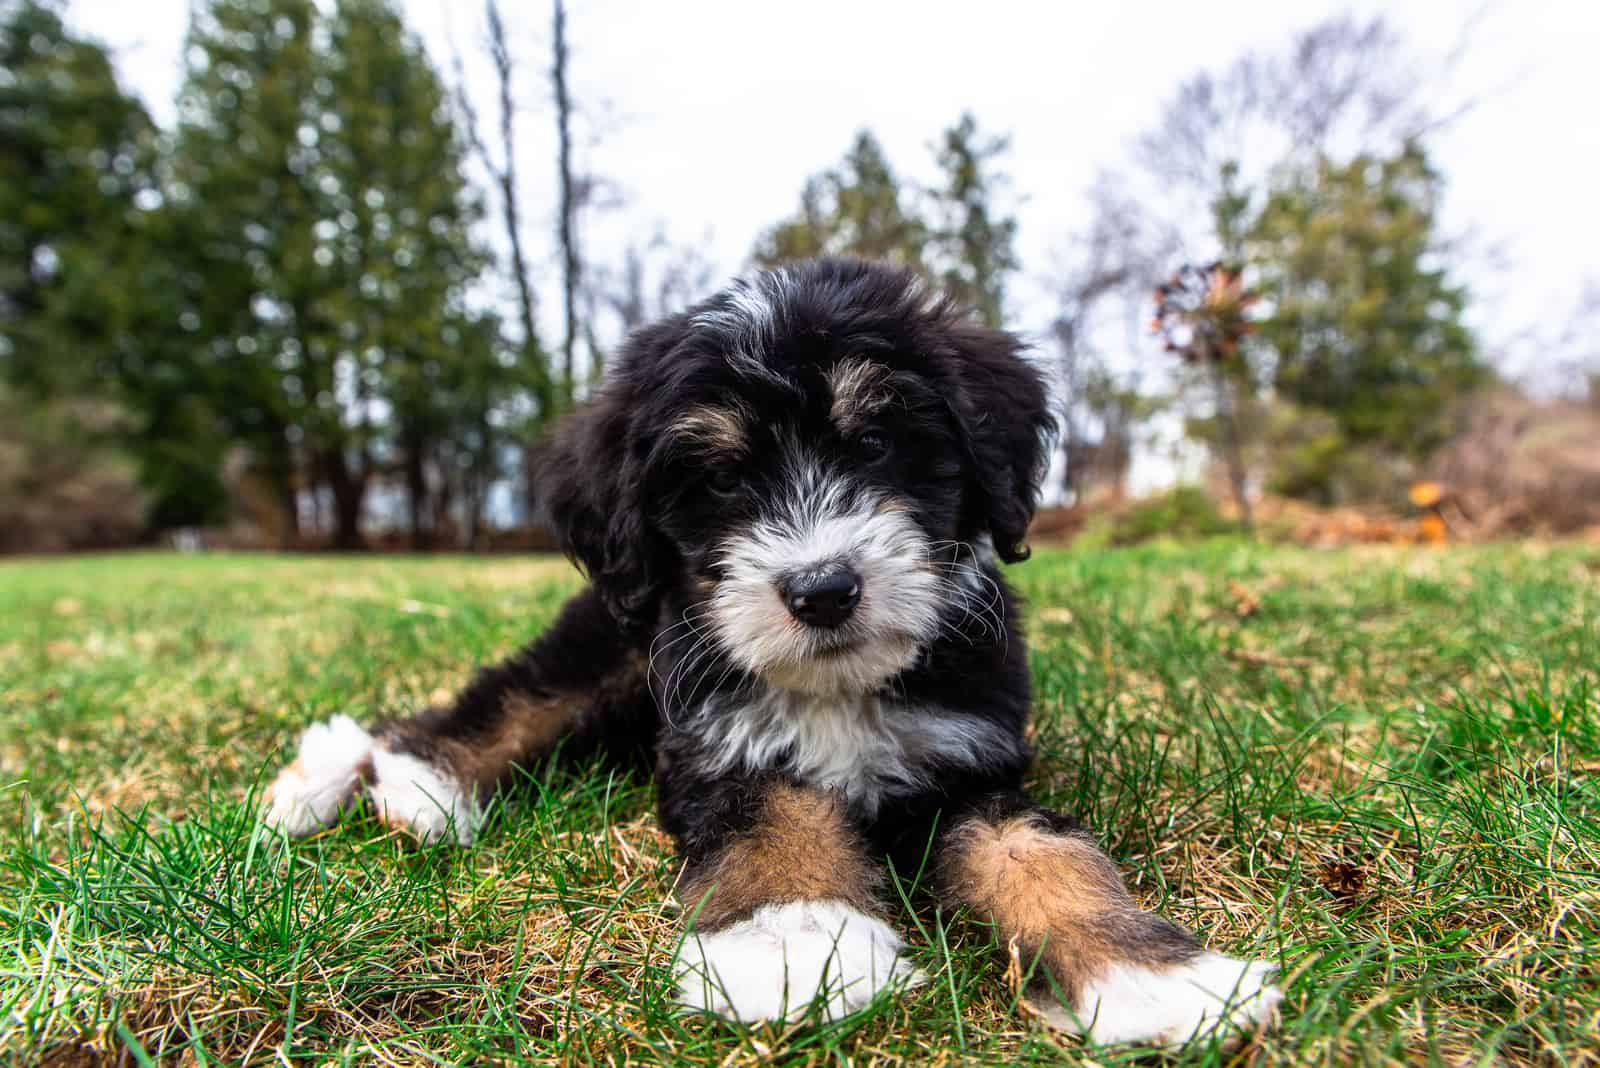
[781,568,862,628]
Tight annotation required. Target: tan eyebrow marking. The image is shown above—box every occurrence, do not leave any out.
[827,358,894,431]
[670,403,750,454]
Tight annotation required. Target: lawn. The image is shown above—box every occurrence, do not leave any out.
[2,544,1598,1066]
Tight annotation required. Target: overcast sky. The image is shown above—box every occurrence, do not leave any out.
[67,0,1599,399]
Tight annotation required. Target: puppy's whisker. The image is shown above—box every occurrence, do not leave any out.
[926,580,995,642]
[648,601,717,727]
[692,658,743,713]
[935,545,1007,639]
[653,626,713,713]
[668,633,725,716]
[663,637,709,715]
[650,618,710,660]
[647,603,712,647]
[926,563,1005,643]
[679,641,734,713]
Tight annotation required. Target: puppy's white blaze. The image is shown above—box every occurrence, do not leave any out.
[1045,951,1282,1047]
[711,470,942,696]
[690,269,796,382]
[367,749,482,845]
[675,899,924,1022]
[693,689,1014,814]
[263,715,374,837]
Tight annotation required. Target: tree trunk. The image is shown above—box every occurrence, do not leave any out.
[263,426,300,549]
[465,485,484,552]
[321,449,368,551]
[432,462,456,548]
[553,0,579,405]
[404,435,430,551]
[464,443,488,552]
[277,476,300,549]
[1060,437,1086,505]
[1211,361,1253,533]
[481,0,552,423]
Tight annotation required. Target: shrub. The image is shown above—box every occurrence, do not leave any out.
[1262,402,1418,508]
[0,388,146,552]
[1076,486,1238,548]
[1429,386,1600,536]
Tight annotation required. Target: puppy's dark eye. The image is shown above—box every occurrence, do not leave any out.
[857,431,891,461]
[706,468,742,495]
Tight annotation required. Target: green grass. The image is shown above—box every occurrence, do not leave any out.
[2,544,1598,1066]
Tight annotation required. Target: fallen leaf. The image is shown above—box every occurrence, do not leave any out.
[1317,859,1367,900]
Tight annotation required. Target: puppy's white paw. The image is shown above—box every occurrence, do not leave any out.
[676,899,925,1022]
[1043,951,1281,1047]
[262,715,374,837]
[367,748,481,845]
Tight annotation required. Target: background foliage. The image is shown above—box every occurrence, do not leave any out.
[3,1,1595,548]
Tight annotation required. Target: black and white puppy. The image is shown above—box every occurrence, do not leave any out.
[264,259,1281,1045]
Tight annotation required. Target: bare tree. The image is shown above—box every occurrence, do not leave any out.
[1532,278,1600,402]
[1134,13,1444,213]
[592,229,717,334]
[1052,316,1105,503]
[552,0,579,405]
[452,0,553,421]
[1049,12,1475,516]
[1050,177,1176,502]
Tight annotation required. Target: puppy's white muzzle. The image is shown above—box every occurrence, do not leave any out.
[709,470,942,696]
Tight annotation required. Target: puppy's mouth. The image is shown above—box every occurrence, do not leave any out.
[806,633,865,659]
[752,625,923,697]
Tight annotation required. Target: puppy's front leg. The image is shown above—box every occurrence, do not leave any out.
[263,588,651,845]
[671,780,924,1022]
[937,793,1281,1047]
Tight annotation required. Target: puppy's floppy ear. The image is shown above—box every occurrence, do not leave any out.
[534,319,684,632]
[943,319,1055,563]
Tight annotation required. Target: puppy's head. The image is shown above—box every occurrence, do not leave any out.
[538,259,1052,696]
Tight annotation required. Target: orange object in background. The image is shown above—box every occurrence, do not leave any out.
[1410,482,1448,545]
[1409,481,1443,509]
[1409,481,1443,508]
[1420,513,1449,545]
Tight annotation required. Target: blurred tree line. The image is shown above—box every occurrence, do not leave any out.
[754,117,1018,330]
[0,0,1026,550]
[746,15,1506,516]
[5,2,1565,551]
[3,0,536,548]
[1047,15,1489,510]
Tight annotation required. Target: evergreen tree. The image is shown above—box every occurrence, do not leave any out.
[0,0,232,527]
[0,0,154,391]
[320,0,495,547]
[929,113,1017,328]
[173,0,505,547]
[171,0,324,541]
[754,122,1018,327]
[754,131,928,269]
[1248,143,1483,493]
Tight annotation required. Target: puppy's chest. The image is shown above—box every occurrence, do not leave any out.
[688,688,1002,814]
